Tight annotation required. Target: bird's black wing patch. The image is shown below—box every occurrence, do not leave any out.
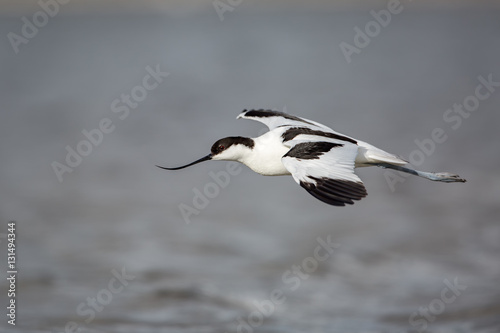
[300,177,367,206]
[281,127,357,144]
[242,109,316,126]
[283,141,343,160]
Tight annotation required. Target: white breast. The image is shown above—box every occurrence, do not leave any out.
[240,130,291,176]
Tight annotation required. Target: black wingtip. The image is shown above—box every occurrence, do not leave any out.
[300,177,367,207]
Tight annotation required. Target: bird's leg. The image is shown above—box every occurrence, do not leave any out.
[375,163,466,183]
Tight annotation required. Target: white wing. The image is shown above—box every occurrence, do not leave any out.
[238,109,368,205]
[282,139,367,206]
[237,109,333,131]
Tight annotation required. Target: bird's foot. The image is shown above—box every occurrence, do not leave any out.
[430,172,467,183]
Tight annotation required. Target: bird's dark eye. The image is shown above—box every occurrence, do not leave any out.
[218,145,225,151]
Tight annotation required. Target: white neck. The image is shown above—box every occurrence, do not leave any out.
[239,134,291,176]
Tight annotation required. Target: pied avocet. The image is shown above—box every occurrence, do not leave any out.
[157,110,465,206]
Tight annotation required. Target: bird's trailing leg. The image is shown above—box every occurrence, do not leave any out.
[376,163,466,183]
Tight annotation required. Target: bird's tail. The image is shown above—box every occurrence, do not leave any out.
[355,140,466,182]
[355,140,408,167]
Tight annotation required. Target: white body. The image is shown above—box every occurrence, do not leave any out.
[240,130,291,176]
[217,125,407,177]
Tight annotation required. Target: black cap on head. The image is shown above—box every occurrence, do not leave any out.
[211,136,254,156]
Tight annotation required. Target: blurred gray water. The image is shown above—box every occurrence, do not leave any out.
[1,4,500,333]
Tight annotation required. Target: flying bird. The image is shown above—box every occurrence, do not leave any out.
[157,110,465,206]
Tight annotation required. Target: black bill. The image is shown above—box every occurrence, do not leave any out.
[156,154,212,170]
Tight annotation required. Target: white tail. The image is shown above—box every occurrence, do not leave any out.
[355,140,407,167]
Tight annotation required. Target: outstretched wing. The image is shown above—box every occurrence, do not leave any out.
[281,139,367,206]
[237,109,333,131]
[238,109,366,206]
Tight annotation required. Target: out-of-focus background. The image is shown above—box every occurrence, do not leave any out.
[1,1,499,332]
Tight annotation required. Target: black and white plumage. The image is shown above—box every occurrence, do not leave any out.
[157,109,466,206]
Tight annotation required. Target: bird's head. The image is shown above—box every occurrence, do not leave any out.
[156,136,254,170]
